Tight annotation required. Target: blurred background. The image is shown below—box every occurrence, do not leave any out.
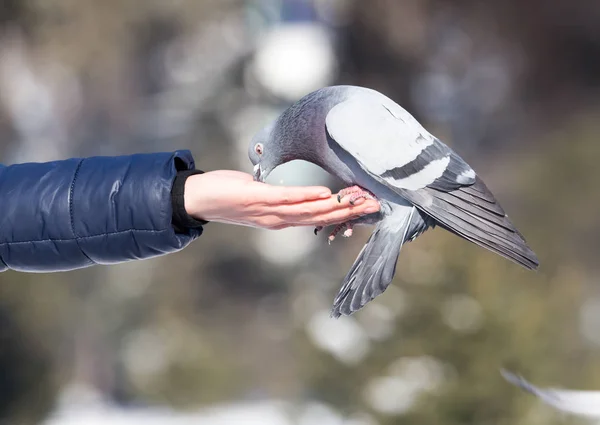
[0,0,599,424]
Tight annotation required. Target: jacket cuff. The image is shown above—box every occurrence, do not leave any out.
[171,169,208,233]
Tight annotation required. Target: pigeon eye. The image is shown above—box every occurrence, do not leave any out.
[255,143,263,156]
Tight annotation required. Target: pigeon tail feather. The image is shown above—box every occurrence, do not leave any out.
[331,207,431,318]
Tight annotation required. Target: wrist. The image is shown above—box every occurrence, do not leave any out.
[171,170,207,233]
[183,173,207,220]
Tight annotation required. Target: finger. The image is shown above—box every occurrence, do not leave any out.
[287,200,380,226]
[260,185,332,205]
[272,196,377,219]
[314,204,379,227]
[258,200,379,229]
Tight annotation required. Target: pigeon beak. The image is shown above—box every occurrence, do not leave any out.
[253,164,264,182]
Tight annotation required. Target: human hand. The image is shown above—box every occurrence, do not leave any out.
[183,170,380,230]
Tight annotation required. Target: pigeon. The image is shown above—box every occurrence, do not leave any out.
[248,85,539,318]
[502,369,600,417]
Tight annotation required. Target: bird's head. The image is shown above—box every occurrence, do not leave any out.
[248,120,280,182]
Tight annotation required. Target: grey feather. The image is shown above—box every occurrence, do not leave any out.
[331,206,433,318]
[502,370,600,417]
[398,177,539,270]
[428,150,477,191]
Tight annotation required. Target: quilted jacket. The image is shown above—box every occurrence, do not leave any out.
[0,150,203,272]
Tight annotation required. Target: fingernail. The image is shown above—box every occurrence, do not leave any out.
[365,207,379,214]
[352,198,365,206]
[320,192,331,199]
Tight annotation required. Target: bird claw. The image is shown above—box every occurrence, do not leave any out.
[337,185,377,205]
[314,226,323,235]
[327,222,353,243]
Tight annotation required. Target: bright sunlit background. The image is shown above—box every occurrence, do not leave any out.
[1,0,600,424]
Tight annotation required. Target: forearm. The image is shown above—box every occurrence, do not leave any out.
[0,151,203,272]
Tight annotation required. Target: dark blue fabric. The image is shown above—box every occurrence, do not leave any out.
[0,150,202,272]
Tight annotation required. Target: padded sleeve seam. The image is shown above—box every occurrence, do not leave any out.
[68,158,96,265]
[69,158,85,238]
[0,228,176,246]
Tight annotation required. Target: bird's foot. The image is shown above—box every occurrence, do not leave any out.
[328,222,354,244]
[314,226,324,235]
[337,185,377,205]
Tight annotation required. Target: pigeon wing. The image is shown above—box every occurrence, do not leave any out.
[325,97,539,270]
[502,370,600,417]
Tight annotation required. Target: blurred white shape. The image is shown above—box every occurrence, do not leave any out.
[0,30,75,162]
[184,401,290,425]
[122,328,169,379]
[252,23,337,101]
[306,310,370,365]
[364,376,417,415]
[365,356,446,415]
[373,285,408,317]
[254,226,319,266]
[298,402,344,425]
[54,381,109,412]
[44,399,293,425]
[580,297,600,346]
[441,294,483,333]
[357,303,396,341]
[388,356,446,391]
[45,387,359,425]
[503,370,600,417]
[291,274,337,325]
[344,412,379,425]
[136,13,251,144]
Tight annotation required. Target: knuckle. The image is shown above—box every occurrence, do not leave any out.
[240,194,254,209]
[300,207,313,218]
[259,218,275,228]
[262,217,285,229]
[318,217,335,226]
[278,192,291,203]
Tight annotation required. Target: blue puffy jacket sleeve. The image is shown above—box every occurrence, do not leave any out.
[0,150,202,272]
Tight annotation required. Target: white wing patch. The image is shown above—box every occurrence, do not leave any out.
[384,156,451,190]
[325,97,435,175]
[456,168,476,184]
